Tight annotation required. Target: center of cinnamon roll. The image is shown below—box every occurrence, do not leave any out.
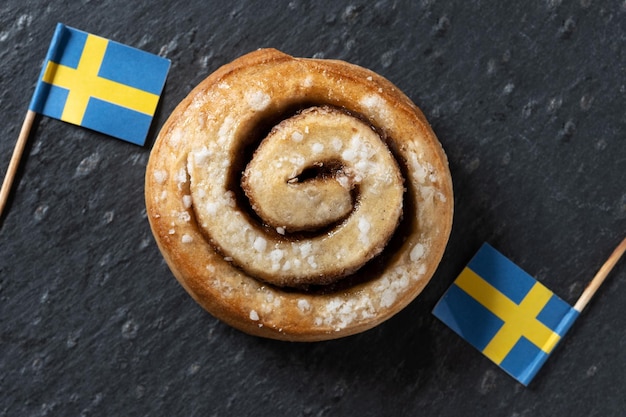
[242,107,360,232]
[209,105,404,288]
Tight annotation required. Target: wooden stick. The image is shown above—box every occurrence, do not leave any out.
[574,236,626,312]
[0,109,36,218]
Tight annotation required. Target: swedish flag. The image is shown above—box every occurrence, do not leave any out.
[433,243,579,385]
[29,23,170,145]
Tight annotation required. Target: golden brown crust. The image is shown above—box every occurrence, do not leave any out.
[145,49,453,341]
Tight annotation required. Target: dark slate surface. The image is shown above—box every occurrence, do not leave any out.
[1,1,625,416]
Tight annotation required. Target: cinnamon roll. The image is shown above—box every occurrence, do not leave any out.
[145,49,453,341]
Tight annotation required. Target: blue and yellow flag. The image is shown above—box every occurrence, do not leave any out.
[29,23,170,146]
[433,243,579,385]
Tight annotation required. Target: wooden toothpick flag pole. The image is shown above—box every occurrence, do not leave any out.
[0,110,36,218]
[573,236,626,313]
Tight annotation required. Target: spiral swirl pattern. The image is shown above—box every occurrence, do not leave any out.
[146,49,453,341]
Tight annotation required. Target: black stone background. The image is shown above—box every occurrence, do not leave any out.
[1,1,625,416]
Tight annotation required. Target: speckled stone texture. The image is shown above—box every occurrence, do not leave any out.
[1,1,625,416]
